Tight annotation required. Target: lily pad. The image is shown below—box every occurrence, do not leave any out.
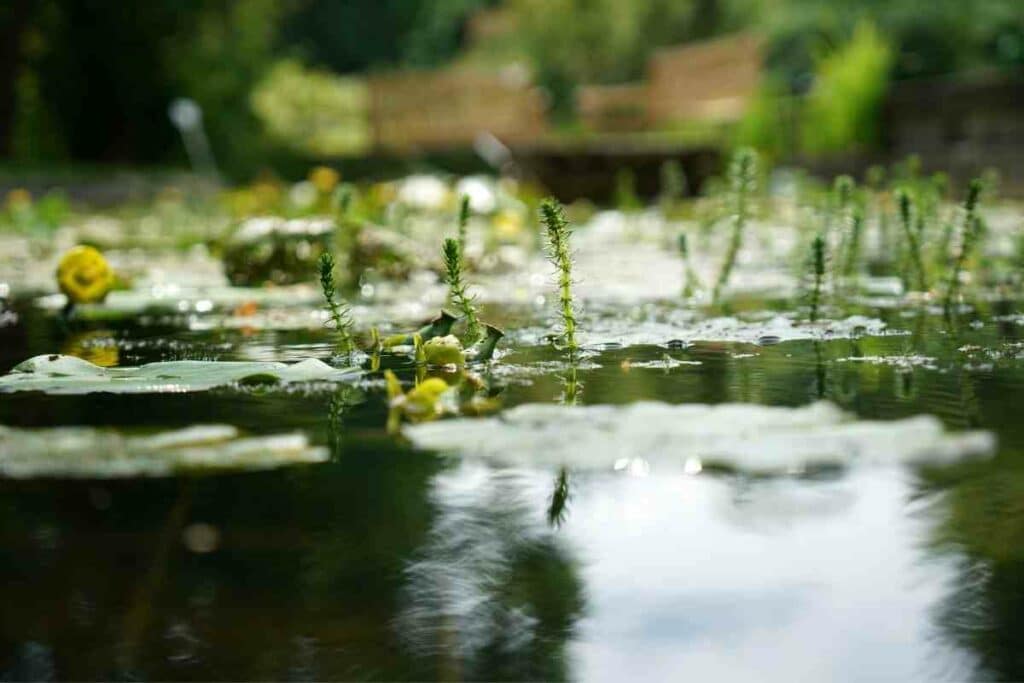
[36,283,324,319]
[403,401,995,474]
[0,354,360,395]
[0,424,327,478]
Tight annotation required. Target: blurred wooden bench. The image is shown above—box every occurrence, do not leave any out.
[577,33,762,133]
[367,66,548,152]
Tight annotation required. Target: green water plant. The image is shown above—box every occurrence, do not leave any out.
[614,168,640,212]
[382,311,457,348]
[896,189,928,292]
[540,198,579,355]
[678,232,700,298]
[442,237,481,344]
[809,234,826,323]
[712,148,757,304]
[465,324,504,363]
[660,160,686,213]
[457,194,470,256]
[944,179,984,311]
[841,205,865,279]
[317,252,355,356]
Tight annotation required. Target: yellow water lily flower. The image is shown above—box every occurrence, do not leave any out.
[423,335,465,367]
[385,369,451,433]
[309,166,340,194]
[56,245,114,305]
[492,209,524,241]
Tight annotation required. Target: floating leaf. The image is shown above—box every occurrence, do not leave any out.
[403,401,995,474]
[0,354,360,395]
[0,424,327,478]
[36,284,323,319]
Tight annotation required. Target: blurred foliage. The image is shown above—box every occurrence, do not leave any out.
[738,22,893,158]
[2,0,1023,174]
[2,0,283,177]
[508,0,753,118]
[1,187,69,234]
[758,0,1024,91]
[282,0,498,72]
[251,61,370,157]
[799,22,893,154]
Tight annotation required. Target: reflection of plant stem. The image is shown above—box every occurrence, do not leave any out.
[813,341,826,400]
[547,467,571,528]
[369,327,381,372]
[561,365,581,406]
[540,198,579,356]
[117,486,192,675]
[712,148,756,304]
[413,333,427,385]
[318,252,354,357]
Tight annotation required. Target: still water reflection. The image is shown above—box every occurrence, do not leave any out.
[2,301,1024,681]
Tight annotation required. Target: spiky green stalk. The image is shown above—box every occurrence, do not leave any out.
[841,205,864,278]
[712,148,757,304]
[832,175,856,286]
[897,189,928,292]
[809,234,825,323]
[678,232,700,297]
[660,160,686,212]
[442,237,481,344]
[944,179,984,311]
[457,194,470,256]
[540,198,579,355]
[318,252,355,356]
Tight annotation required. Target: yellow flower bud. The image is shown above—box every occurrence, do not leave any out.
[56,245,114,305]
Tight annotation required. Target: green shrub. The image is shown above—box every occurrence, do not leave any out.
[800,21,892,155]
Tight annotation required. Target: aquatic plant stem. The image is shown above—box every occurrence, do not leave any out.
[841,205,864,279]
[678,232,700,298]
[712,148,757,304]
[897,189,928,292]
[457,194,470,257]
[809,234,825,323]
[442,237,481,344]
[317,252,354,357]
[944,179,983,312]
[540,198,579,356]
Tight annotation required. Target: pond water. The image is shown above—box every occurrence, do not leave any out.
[2,290,1024,681]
